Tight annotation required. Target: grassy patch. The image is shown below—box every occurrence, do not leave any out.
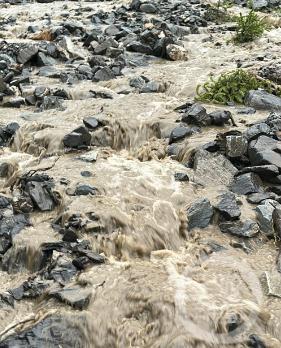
[233,10,267,43]
[196,69,281,105]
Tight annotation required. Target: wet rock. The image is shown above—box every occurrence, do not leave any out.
[181,104,211,126]
[94,67,116,81]
[140,3,157,13]
[174,173,189,182]
[129,76,147,89]
[0,292,14,308]
[74,184,98,196]
[247,192,277,204]
[47,254,78,284]
[194,149,238,186]
[126,41,153,55]
[245,90,281,111]
[78,150,98,163]
[24,180,56,212]
[236,107,256,114]
[237,165,279,180]
[169,126,194,144]
[166,44,188,61]
[63,126,91,149]
[225,135,248,158]
[209,110,233,126]
[17,45,38,64]
[230,173,263,195]
[72,256,93,270]
[140,81,166,93]
[50,285,92,310]
[62,230,78,243]
[248,136,281,170]
[247,334,266,348]
[273,207,281,239]
[0,315,85,347]
[2,97,25,108]
[187,197,213,230]
[214,191,241,220]
[0,122,19,146]
[263,270,281,298]
[83,117,99,130]
[245,123,271,141]
[39,96,64,111]
[219,219,259,237]
[0,213,30,238]
[81,171,93,178]
[266,112,281,131]
[256,199,277,236]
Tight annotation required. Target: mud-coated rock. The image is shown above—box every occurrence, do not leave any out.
[187,197,213,230]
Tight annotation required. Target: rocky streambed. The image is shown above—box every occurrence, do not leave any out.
[1,0,281,347]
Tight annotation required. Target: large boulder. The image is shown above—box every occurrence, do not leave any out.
[187,197,213,230]
[248,136,281,170]
[245,90,281,111]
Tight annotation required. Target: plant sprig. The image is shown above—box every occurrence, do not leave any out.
[196,69,281,105]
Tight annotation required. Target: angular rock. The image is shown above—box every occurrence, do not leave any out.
[169,126,193,144]
[83,117,99,130]
[256,199,277,236]
[50,286,92,310]
[214,191,241,220]
[187,197,213,230]
[17,45,38,64]
[0,315,85,347]
[74,184,98,196]
[230,173,263,195]
[245,123,271,140]
[247,192,277,204]
[225,135,248,158]
[219,219,259,237]
[63,126,91,149]
[237,165,279,180]
[194,149,238,186]
[181,104,211,126]
[174,173,189,182]
[248,136,281,170]
[25,180,56,211]
[209,110,233,126]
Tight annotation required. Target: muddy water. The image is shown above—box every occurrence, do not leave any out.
[1,0,281,347]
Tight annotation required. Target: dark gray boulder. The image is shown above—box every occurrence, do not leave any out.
[230,173,263,195]
[245,90,281,111]
[219,219,259,237]
[248,136,281,170]
[187,197,213,230]
[214,191,241,220]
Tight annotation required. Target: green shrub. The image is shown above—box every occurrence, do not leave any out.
[234,10,267,43]
[196,69,281,104]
